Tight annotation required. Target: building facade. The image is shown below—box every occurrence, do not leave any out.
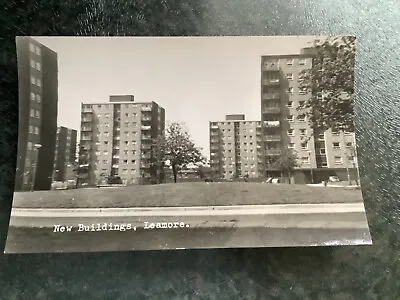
[79,95,165,186]
[210,115,263,180]
[15,37,58,191]
[261,51,358,183]
[52,126,77,182]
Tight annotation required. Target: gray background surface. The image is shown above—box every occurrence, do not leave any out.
[1,0,399,299]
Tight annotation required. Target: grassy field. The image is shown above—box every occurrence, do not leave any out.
[11,182,364,209]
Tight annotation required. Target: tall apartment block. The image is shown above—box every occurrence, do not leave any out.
[79,95,165,186]
[52,126,77,182]
[210,115,264,180]
[261,49,358,183]
[15,37,58,191]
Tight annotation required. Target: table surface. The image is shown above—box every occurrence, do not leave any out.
[1,1,400,299]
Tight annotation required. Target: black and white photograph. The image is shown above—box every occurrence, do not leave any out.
[5,36,372,253]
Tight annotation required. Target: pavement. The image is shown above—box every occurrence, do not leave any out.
[5,202,372,253]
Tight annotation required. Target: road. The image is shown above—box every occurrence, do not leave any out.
[4,203,372,253]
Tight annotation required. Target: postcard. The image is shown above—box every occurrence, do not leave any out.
[5,36,372,253]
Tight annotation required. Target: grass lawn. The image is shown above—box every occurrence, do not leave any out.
[11,182,364,209]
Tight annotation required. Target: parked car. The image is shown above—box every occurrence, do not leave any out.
[329,176,340,182]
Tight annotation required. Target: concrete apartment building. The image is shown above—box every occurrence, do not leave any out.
[15,37,58,191]
[261,49,358,183]
[52,126,77,182]
[210,115,264,180]
[79,95,165,186]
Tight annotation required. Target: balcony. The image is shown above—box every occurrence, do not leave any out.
[265,149,282,156]
[113,155,119,159]
[263,78,280,86]
[210,131,219,136]
[142,154,151,159]
[81,126,92,132]
[81,135,92,141]
[210,139,219,144]
[142,135,152,140]
[82,118,92,123]
[210,145,219,150]
[263,63,280,72]
[140,162,151,168]
[262,93,280,100]
[210,125,219,129]
[141,144,152,150]
[263,121,280,128]
[263,107,281,114]
[141,125,151,131]
[265,135,281,142]
[141,106,152,112]
[142,116,152,121]
[82,107,93,113]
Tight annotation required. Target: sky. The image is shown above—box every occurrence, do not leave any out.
[34,36,317,159]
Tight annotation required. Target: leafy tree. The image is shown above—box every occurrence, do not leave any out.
[270,149,299,184]
[297,36,356,133]
[153,122,205,183]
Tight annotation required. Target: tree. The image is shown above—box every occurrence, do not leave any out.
[153,122,205,183]
[297,36,356,133]
[270,149,299,184]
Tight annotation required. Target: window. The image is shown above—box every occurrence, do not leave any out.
[27,142,33,150]
[37,78,41,87]
[123,160,128,164]
[125,113,129,117]
[301,142,308,150]
[288,143,295,149]
[298,114,306,122]
[34,127,39,134]
[299,87,307,95]
[288,129,294,136]
[286,73,293,80]
[29,43,35,52]
[333,142,341,149]
[103,160,108,164]
[287,59,294,65]
[300,129,307,136]
[302,157,310,164]
[346,142,352,148]
[344,131,352,135]
[30,109,35,117]
[299,101,305,107]
[30,59,36,68]
[104,141,109,145]
[35,110,40,118]
[287,101,293,108]
[35,46,41,55]
[31,76,36,85]
[125,141,129,145]
[287,115,294,122]
[30,93,35,101]
[331,130,339,136]
[299,59,306,65]
[348,156,355,162]
[320,148,326,154]
[287,87,294,94]
[36,62,41,71]
[334,156,342,164]
[131,159,136,163]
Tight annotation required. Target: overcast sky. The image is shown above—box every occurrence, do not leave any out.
[34,36,317,159]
